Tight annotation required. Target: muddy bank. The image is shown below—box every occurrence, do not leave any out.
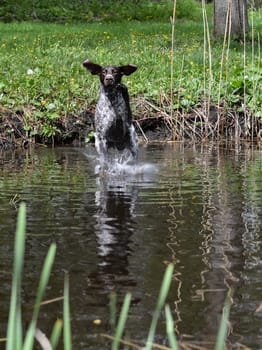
[0,106,95,149]
[0,100,261,150]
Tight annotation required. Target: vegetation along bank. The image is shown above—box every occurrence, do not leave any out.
[0,1,261,149]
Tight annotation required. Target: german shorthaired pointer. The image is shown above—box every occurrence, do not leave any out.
[83,60,138,160]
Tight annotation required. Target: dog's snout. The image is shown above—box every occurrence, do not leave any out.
[104,74,114,85]
[105,75,113,81]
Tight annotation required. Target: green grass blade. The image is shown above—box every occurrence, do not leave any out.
[22,324,36,350]
[50,319,63,349]
[33,243,57,317]
[214,296,231,350]
[6,203,26,350]
[63,273,72,350]
[146,264,174,350]
[112,293,132,350]
[23,243,56,349]
[165,305,179,350]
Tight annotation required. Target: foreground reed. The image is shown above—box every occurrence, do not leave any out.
[103,265,234,350]
[4,203,71,350]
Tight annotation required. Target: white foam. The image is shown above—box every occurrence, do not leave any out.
[96,155,158,176]
[83,146,158,178]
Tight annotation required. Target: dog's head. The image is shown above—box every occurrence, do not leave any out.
[83,60,137,88]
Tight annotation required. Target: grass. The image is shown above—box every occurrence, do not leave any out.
[2,203,246,350]
[0,4,261,142]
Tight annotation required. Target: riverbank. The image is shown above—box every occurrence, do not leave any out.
[0,15,261,148]
[1,98,261,150]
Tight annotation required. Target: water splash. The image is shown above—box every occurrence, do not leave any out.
[83,145,158,179]
[95,148,157,176]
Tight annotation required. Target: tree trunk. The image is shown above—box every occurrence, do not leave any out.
[214,0,249,37]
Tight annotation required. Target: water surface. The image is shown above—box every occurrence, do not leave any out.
[0,143,261,349]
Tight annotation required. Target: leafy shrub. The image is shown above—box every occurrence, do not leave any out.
[176,0,203,20]
[0,0,206,22]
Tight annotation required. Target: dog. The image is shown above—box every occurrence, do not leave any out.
[83,60,138,160]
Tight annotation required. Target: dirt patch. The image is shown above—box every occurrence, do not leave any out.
[0,105,95,149]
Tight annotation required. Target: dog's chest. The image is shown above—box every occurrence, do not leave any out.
[96,90,128,128]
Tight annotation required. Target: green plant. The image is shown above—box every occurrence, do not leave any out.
[145,264,174,350]
[176,0,203,21]
[85,130,95,144]
[0,0,177,22]
[5,203,72,350]
[103,263,233,350]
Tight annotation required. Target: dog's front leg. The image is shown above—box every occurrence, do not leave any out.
[95,134,108,159]
[129,125,138,160]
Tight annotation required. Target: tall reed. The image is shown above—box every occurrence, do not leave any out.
[145,264,174,350]
[6,203,26,350]
[170,0,178,139]
[112,293,132,350]
[202,0,213,138]
[217,0,232,139]
[104,264,233,350]
[5,203,72,350]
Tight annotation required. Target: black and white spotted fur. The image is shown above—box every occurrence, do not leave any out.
[83,60,138,160]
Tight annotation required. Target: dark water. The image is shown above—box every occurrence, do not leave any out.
[0,143,262,349]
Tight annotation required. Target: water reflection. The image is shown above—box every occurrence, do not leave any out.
[163,143,262,346]
[90,170,138,292]
[196,150,245,342]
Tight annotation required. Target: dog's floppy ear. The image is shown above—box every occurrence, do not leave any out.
[119,64,137,76]
[83,60,102,75]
